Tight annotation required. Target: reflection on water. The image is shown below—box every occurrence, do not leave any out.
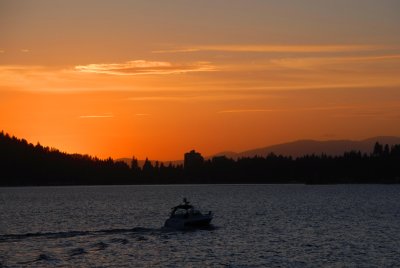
[1,184,400,267]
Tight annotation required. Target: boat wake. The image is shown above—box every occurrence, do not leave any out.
[0,227,157,242]
[0,225,218,267]
[0,225,218,243]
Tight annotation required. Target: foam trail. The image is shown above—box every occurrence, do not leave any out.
[0,227,157,242]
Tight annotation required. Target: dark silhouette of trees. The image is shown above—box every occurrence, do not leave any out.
[0,131,135,186]
[373,142,383,156]
[1,131,399,186]
[131,156,139,171]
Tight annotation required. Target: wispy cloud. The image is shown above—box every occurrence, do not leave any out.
[218,109,277,114]
[127,97,179,101]
[75,60,216,75]
[20,49,30,53]
[79,114,114,119]
[218,105,368,114]
[269,54,400,70]
[153,44,387,54]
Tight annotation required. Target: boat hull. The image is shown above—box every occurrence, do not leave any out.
[164,215,212,229]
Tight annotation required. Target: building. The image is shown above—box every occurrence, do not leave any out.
[184,150,204,171]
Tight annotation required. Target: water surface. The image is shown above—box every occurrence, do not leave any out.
[1,184,400,267]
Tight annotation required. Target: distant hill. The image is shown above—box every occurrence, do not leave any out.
[2,131,400,186]
[213,136,400,159]
[119,137,400,163]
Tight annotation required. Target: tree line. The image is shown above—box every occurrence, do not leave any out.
[1,131,399,186]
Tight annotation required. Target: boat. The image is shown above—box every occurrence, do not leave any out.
[164,198,213,229]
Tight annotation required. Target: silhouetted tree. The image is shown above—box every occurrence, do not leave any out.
[384,144,390,156]
[131,156,140,174]
[1,131,400,186]
[373,142,383,156]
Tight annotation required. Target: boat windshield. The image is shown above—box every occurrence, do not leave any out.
[173,208,188,216]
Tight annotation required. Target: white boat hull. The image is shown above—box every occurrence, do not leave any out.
[164,214,212,229]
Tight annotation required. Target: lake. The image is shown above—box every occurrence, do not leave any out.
[1,184,400,267]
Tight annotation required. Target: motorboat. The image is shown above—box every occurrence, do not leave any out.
[164,198,213,229]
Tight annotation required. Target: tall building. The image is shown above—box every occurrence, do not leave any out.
[184,150,204,171]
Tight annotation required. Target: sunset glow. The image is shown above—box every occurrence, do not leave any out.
[1,0,400,160]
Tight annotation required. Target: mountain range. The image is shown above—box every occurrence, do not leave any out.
[213,136,400,159]
[118,136,400,166]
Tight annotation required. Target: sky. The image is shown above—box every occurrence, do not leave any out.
[1,0,400,160]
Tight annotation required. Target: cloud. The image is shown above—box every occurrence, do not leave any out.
[20,49,30,53]
[218,109,276,114]
[153,44,388,54]
[217,105,366,114]
[217,102,400,121]
[75,60,216,75]
[79,114,114,119]
[269,54,400,70]
[127,96,186,101]
[0,50,4,53]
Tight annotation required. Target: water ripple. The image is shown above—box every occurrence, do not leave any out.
[1,185,400,267]
[0,227,157,242]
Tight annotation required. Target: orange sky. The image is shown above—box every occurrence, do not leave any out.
[1,0,400,160]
